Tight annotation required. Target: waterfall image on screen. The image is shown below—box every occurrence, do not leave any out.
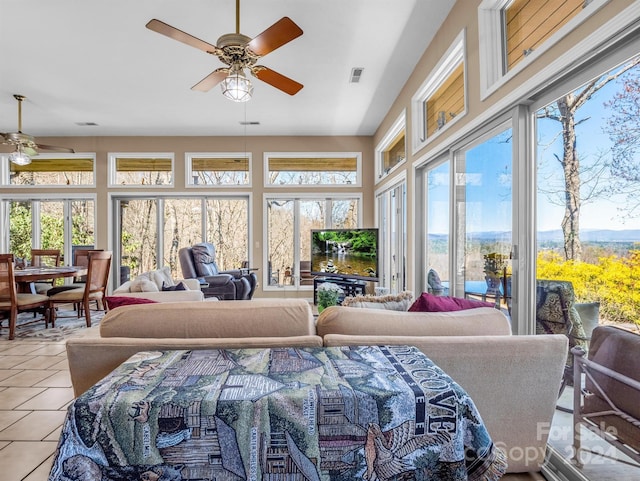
[310,228,379,281]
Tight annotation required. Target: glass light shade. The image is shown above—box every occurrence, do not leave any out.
[221,70,253,102]
[8,148,31,166]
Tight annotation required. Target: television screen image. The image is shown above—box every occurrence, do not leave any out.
[310,228,379,282]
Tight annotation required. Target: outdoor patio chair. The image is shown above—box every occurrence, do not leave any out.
[536,279,589,402]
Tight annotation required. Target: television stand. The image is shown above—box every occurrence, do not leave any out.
[313,276,368,305]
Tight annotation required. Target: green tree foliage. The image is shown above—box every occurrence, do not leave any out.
[537,250,640,327]
[9,203,31,259]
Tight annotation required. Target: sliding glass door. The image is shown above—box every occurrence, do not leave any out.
[454,124,513,313]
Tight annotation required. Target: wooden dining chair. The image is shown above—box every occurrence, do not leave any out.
[48,251,112,328]
[30,248,62,294]
[0,254,50,340]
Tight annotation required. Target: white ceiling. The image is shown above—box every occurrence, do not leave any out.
[0,0,454,138]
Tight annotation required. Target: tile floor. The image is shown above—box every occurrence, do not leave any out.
[0,338,71,481]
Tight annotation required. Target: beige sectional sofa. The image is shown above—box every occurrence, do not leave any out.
[66,301,567,474]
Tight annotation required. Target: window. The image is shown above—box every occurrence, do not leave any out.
[265,152,360,186]
[186,152,250,186]
[503,0,584,72]
[375,111,406,181]
[425,62,464,137]
[109,153,174,187]
[114,195,250,281]
[265,195,360,288]
[376,178,407,293]
[2,196,95,264]
[2,153,95,186]
[411,30,466,154]
[425,159,450,293]
[478,0,609,98]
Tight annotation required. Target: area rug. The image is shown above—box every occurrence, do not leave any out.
[0,307,104,342]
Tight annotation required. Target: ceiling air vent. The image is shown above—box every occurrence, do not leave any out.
[350,67,364,83]
[239,121,260,125]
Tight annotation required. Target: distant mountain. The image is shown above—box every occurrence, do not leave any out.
[429,230,640,243]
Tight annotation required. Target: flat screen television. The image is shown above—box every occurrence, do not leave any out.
[310,228,379,282]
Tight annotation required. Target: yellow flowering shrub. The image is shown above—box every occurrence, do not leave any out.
[537,250,640,326]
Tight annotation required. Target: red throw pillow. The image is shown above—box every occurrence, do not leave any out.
[408,292,493,312]
[105,296,159,310]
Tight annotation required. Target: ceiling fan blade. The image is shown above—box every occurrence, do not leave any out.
[191,69,229,92]
[247,17,303,57]
[146,19,218,54]
[253,67,303,95]
[36,143,75,154]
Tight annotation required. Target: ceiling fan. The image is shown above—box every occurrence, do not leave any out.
[1,94,75,166]
[146,0,303,102]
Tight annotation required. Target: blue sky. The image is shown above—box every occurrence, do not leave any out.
[427,60,640,237]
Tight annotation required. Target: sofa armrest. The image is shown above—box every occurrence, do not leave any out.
[176,278,201,290]
[203,273,234,287]
[323,333,567,473]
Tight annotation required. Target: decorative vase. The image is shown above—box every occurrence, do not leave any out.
[485,275,502,294]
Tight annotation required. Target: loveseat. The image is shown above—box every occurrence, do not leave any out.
[111,267,205,302]
[66,300,567,474]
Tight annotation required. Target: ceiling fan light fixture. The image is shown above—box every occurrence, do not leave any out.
[221,68,253,102]
[8,146,31,166]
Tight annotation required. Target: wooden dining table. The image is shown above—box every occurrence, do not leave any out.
[13,266,88,294]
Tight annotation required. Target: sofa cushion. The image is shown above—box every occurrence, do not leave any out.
[409,292,493,312]
[316,305,511,337]
[341,291,413,311]
[100,299,315,338]
[105,296,158,310]
[129,278,159,292]
[151,266,174,290]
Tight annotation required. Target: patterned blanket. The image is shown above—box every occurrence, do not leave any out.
[48,346,507,481]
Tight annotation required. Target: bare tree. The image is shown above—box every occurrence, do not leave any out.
[606,70,640,219]
[537,58,640,261]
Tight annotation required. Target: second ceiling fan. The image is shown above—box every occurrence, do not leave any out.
[146,0,303,102]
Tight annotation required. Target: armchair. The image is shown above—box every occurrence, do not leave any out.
[178,243,252,300]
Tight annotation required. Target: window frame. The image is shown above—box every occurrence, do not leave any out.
[262,192,363,291]
[375,110,406,183]
[0,192,97,263]
[263,152,362,188]
[411,29,467,155]
[108,192,253,288]
[1,152,96,187]
[108,152,175,188]
[478,0,610,100]
[185,152,252,188]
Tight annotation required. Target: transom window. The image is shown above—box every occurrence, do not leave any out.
[503,0,584,72]
[265,152,360,186]
[426,62,464,137]
[478,0,609,98]
[108,153,174,187]
[411,30,466,154]
[2,153,95,186]
[186,152,250,186]
[375,111,406,181]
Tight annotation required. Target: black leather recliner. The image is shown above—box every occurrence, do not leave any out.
[178,243,254,300]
